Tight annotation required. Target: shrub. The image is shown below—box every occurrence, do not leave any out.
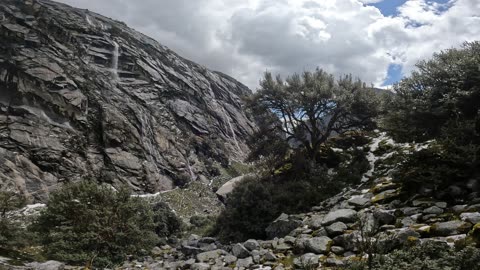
[215,160,362,242]
[33,181,166,268]
[393,143,474,194]
[0,191,36,249]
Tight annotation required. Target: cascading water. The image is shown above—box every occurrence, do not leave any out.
[222,106,242,153]
[111,41,119,79]
[138,112,169,182]
[85,15,93,26]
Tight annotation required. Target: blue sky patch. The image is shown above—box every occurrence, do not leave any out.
[383,64,403,86]
[369,0,452,17]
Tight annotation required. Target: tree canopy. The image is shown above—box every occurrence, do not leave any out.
[247,68,380,161]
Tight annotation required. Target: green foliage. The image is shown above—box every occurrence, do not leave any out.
[32,181,171,268]
[215,148,369,243]
[394,143,474,193]
[343,242,480,270]
[215,173,332,242]
[382,41,480,143]
[0,191,35,250]
[247,68,380,162]
[383,41,480,192]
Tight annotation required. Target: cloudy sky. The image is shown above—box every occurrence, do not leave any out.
[57,0,480,90]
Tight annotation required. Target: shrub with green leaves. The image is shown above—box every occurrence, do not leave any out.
[33,181,176,268]
[382,41,480,193]
[0,191,34,249]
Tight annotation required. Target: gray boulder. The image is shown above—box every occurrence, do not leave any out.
[373,210,396,225]
[423,206,444,215]
[326,222,348,237]
[191,263,211,270]
[26,261,64,270]
[265,213,301,239]
[322,209,357,225]
[196,249,227,262]
[431,221,472,236]
[305,236,333,254]
[348,196,371,208]
[243,239,260,251]
[294,253,319,268]
[236,257,253,268]
[460,212,480,224]
[231,243,250,259]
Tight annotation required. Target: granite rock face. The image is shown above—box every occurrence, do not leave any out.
[0,0,256,202]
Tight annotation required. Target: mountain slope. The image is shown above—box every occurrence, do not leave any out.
[0,0,257,202]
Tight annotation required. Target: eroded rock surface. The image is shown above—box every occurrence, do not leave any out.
[0,0,256,202]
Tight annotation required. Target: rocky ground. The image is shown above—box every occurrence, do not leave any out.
[2,133,479,270]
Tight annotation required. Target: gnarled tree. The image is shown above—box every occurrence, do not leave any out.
[248,68,380,161]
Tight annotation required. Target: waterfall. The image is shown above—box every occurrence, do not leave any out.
[186,159,197,182]
[85,15,93,26]
[222,106,242,153]
[111,41,119,79]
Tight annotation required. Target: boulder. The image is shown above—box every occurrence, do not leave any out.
[244,239,260,251]
[373,210,396,225]
[348,196,371,208]
[305,236,333,254]
[423,206,444,215]
[26,261,64,270]
[223,255,237,265]
[236,257,253,268]
[460,212,480,224]
[196,249,227,262]
[216,175,249,201]
[191,263,211,270]
[231,243,250,259]
[294,253,319,268]
[326,222,348,237]
[333,231,361,251]
[430,221,472,236]
[265,213,302,239]
[322,209,357,225]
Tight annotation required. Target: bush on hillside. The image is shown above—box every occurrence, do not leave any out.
[215,149,369,243]
[382,41,480,193]
[33,181,179,268]
[0,191,35,249]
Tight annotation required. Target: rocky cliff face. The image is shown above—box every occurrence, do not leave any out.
[0,0,256,202]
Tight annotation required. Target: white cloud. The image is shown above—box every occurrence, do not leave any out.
[56,0,480,89]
